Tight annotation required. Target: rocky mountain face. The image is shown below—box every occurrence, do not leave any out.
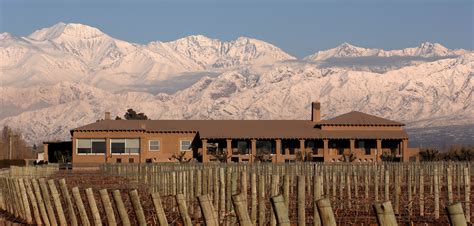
[1,22,472,146]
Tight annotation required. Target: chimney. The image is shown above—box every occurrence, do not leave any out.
[311,102,321,122]
[104,112,111,120]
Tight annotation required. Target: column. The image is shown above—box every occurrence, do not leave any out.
[275,139,282,163]
[202,139,208,163]
[299,139,306,161]
[402,139,409,162]
[106,138,111,163]
[43,143,49,162]
[226,139,232,163]
[376,139,382,162]
[350,139,355,153]
[323,139,329,162]
[251,139,257,163]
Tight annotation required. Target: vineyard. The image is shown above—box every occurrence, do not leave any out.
[0,162,472,225]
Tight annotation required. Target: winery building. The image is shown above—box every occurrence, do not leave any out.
[70,102,419,164]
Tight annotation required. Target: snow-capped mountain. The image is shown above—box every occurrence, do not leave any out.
[304,42,467,61]
[0,22,472,145]
[1,22,294,90]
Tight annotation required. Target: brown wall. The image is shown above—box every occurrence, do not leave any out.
[72,131,196,164]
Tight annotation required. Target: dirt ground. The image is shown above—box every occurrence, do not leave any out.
[44,169,472,225]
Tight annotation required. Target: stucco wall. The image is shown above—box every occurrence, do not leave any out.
[72,131,196,164]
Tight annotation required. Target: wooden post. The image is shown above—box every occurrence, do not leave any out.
[407,167,412,215]
[85,188,102,226]
[47,180,67,226]
[384,170,389,202]
[447,167,453,204]
[258,175,266,226]
[220,168,226,223]
[129,189,146,226]
[316,198,336,226]
[39,178,57,226]
[31,179,50,225]
[375,168,379,202]
[198,194,219,226]
[270,195,291,226]
[434,168,440,219]
[394,169,400,214]
[251,172,257,224]
[112,190,130,226]
[446,202,467,226]
[151,193,168,226]
[195,170,202,222]
[99,189,117,226]
[59,179,78,226]
[176,194,192,226]
[72,187,90,226]
[270,175,279,226]
[23,179,42,225]
[18,179,33,224]
[373,201,398,226]
[297,176,305,226]
[419,168,424,216]
[283,175,290,213]
[313,173,322,226]
[232,193,252,226]
[463,167,470,223]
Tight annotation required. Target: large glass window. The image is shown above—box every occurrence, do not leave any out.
[77,139,105,154]
[111,139,140,154]
[237,141,249,154]
[257,140,275,154]
[180,140,192,151]
[149,140,160,151]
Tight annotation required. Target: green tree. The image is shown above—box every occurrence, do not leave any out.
[123,109,148,120]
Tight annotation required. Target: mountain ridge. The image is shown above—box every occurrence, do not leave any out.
[1,22,472,145]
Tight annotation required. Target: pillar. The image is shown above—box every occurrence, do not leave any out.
[226,139,232,163]
[106,138,111,163]
[323,139,329,162]
[275,139,282,163]
[402,139,409,162]
[350,139,355,154]
[251,139,256,163]
[42,143,49,162]
[376,139,382,162]
[299,139,306,161]
[202,139,208,162]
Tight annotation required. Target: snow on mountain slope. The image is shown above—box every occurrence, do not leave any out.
[1,23,294,90]
[1,22,472,145]
[1,53,472,144]
[304,42,468,61]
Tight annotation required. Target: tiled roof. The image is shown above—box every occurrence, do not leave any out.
[72,117,407,140]
[317,111,404,126]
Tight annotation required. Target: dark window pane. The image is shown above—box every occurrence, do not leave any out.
[237,141,249,154]
[112,143,126,154]
[78,148,91,154]
[92,141,106,153]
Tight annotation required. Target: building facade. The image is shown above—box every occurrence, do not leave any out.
[70,102,419,164]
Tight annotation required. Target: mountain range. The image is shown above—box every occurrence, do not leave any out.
[1,22,472,147]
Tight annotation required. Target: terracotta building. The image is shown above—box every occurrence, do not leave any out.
[70,102,419,164]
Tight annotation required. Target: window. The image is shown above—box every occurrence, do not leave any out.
[116,158,122,163]
[237,141,249,154]
[149,140,160,151]
[111,139,140,154]
[180,140,192,151]
[77,139,105,154]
